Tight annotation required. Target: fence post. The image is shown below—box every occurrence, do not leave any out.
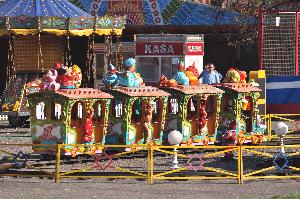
[149,145,154,185]
[55,144,61,183]
[147,145,151,184]
[239,146,244,184]
[267,114,272,140]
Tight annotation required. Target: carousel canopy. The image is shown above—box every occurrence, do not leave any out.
[0,0,125,36]
[75,0,256,26]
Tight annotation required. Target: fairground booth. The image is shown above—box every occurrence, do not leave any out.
[74,0,258,83]
[0,0,125,126]
[135,34,204,83]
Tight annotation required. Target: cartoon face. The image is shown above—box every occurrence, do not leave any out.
[43,126,54,140]
[45,69,58,82]
[128,66,135,72]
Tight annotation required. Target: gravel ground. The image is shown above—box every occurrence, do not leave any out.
[0,177,299,199]
[1,120,300,199]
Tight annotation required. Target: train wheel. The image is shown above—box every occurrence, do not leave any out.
[203,137,209,146]
[237,131,245,145]
[251,135,259,145]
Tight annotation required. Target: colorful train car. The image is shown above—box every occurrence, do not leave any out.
[216,83,267,145]
[160,84,224,145]
[102,86,170,145]
[28,88,113,153]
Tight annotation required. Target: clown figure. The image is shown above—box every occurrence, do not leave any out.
[118,58,144,87]
[103,64,119,89]
[173,61,189,86]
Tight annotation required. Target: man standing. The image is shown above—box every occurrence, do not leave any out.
[199,63,222,84]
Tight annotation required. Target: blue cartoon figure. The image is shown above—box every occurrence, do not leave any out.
[103,64,119,89]
[173,61,189,86]
[118,58,144,87]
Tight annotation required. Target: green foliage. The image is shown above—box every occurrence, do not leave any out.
[68,0,87,11]
[269,193,300,199]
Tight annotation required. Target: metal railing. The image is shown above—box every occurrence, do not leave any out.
[1,143,300,184]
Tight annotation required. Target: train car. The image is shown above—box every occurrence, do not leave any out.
[216,83,267,145]
[102,86,170,145]
[160,84,224,145]
[28,88,113,154]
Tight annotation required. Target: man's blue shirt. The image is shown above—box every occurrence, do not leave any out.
[199,70,222,84]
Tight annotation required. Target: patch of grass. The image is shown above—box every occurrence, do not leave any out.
[269,193,300,199]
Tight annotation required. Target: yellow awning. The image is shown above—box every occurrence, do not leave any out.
[0,28,123,36]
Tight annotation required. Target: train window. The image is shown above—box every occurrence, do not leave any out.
[51,103,62,120]
[169,98,179,114]
[70,101,85,120]
[115,100,123,118]
[36,102,46,120]
[206,96,215,114]
[77,103,83,119]
[131,99,142,123]
[93,102,102,118]
[222,96,234,112]
[152,99,161,122]
[153,100,158,114]
[97,103,101,117]
[187,97,198,120]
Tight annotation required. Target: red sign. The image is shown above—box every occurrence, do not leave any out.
[136,42,184,55]
[185,42,204,56]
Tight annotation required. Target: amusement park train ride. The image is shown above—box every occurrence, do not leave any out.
[26,58,267,155]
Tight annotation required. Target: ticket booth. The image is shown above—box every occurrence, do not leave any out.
[135,34,204,83]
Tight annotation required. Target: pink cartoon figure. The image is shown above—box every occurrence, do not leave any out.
[43,69,60,91]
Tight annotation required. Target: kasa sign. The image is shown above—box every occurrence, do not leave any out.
[185,42,204,56]
[136,42,183,55]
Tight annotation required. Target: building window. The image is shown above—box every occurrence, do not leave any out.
[136,57,160,82]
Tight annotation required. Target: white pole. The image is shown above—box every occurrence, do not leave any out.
[172,144,179,169]
[280,136,285,154]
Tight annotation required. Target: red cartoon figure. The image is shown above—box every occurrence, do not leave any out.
[53,63,76,89]
[185,62,200,85]
[198,95,207,135]
[84,107,94,144]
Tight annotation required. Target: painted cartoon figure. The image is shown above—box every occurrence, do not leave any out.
[103,64,119,89]
[159,75,177,87]
[198,95,208,135]
[143,101,154,144]
[43,69,60,91]
[53,63,76,89]
[223,68,247,83]
[118,58,144,87]
[70,65,82,88]
[173,61,189,86]
[36,125,61,144]
[185,62,200,85]
[84,107,94,144]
